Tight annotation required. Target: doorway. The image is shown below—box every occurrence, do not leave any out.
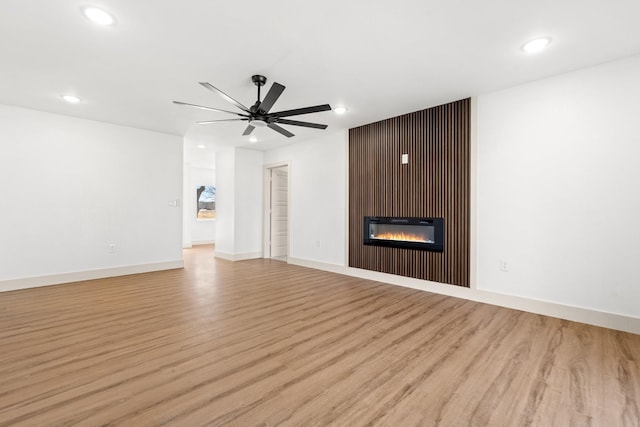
[265,164,289,261]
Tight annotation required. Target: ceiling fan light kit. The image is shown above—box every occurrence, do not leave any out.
[249,119,268,128]
[174,75,331,138]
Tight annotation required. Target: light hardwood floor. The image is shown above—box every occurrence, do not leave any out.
[1,245,638,426]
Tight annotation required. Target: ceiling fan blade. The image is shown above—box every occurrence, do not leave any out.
[173,101,248,117]
[267,123,295,138]
[197,118,248,124]
[268,104,332,118]
[199,82,250,113]
[274,118,328,129]
[258,82,285,114]
[242,125,255,135]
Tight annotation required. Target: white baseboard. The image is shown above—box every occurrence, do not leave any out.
[214,251,262,261]
[191,240,215,246]
[288,257,640,335]
[0,260,185,293]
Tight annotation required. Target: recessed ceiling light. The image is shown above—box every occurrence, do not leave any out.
[81,6,116,26]
[249,136,258,143]
[521,37,552,53]
[197,144,206,149]
[334,106,348,114]
[61,95,81,104]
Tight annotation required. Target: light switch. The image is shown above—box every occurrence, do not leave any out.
[401,153,409,164]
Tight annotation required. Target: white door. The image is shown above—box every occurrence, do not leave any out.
[270,167,289,259]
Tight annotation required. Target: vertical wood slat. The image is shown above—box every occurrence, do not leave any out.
[348,98,470,287]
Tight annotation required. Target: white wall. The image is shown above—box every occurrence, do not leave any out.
[0,104,183,286]
[234,148,264,255]
[214,148,235,254]
[214,147,263,258]
[264,131,347,266]
[477,54,640,318]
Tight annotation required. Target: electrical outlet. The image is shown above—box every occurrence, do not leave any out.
[108,243,116,253]
[499,260,508,272]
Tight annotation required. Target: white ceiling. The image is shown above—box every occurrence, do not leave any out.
[1,0,639,151]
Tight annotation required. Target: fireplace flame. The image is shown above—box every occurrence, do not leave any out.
[372,232,430,243]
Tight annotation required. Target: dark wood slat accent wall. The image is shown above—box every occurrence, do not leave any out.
[349,98,470,287]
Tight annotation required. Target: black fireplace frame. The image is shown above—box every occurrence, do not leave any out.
[363,216,444,252]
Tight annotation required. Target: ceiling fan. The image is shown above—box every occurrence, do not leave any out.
[174,75,331,138]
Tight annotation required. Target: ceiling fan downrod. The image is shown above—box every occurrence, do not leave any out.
[252,74,267,106]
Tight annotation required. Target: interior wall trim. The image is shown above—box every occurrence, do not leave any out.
[469,97,478,289]
[288,257,640,335]
[0,260,184,293]
[214,251,263,261]
[191,240,215,245]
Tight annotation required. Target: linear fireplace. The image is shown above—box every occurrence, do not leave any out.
[364,217,444,251]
